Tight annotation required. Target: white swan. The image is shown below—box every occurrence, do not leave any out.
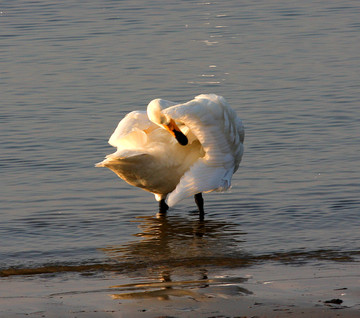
[96,94,244,217]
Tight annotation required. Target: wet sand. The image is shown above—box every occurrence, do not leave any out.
[1,263,359,317]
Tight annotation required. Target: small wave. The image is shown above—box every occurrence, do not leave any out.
[1,249,359,278]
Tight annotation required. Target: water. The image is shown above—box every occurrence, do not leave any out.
[1,0,360,279]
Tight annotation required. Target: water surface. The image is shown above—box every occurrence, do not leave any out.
[1,0,360,280]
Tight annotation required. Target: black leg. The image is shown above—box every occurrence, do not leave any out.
[159,199,169,214]
[194,193,204,220]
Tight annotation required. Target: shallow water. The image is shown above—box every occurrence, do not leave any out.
[1,0,360,281]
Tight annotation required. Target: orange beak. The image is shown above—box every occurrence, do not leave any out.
[164,119,188,146]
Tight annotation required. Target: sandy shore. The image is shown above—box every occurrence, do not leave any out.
[1,263,359,317]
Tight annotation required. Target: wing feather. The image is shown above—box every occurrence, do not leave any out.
[108,111,153,148]
[164,94,244,206]
[167,159,231,207]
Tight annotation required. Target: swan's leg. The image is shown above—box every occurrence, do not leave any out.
[194,193,204,220]
[159,199,169,214]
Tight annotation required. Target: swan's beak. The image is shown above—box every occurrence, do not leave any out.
[164,119,188,146]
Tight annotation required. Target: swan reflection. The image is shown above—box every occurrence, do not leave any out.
[102,213,252,301]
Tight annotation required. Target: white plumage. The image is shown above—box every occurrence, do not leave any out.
[96,94,244,212]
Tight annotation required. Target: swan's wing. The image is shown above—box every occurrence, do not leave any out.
[95,111,153,167]
[95,150,149,167]
[164,94,245,206]
[108,111,152,148]
[167,159,232,207]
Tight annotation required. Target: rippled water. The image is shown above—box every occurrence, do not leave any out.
[1,0,360,279]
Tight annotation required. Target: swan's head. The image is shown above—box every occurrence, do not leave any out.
[147,99,188,146]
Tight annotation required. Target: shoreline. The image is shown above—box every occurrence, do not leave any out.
[1,262,359,317]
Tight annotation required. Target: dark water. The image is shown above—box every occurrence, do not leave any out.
[1,0,360,279]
